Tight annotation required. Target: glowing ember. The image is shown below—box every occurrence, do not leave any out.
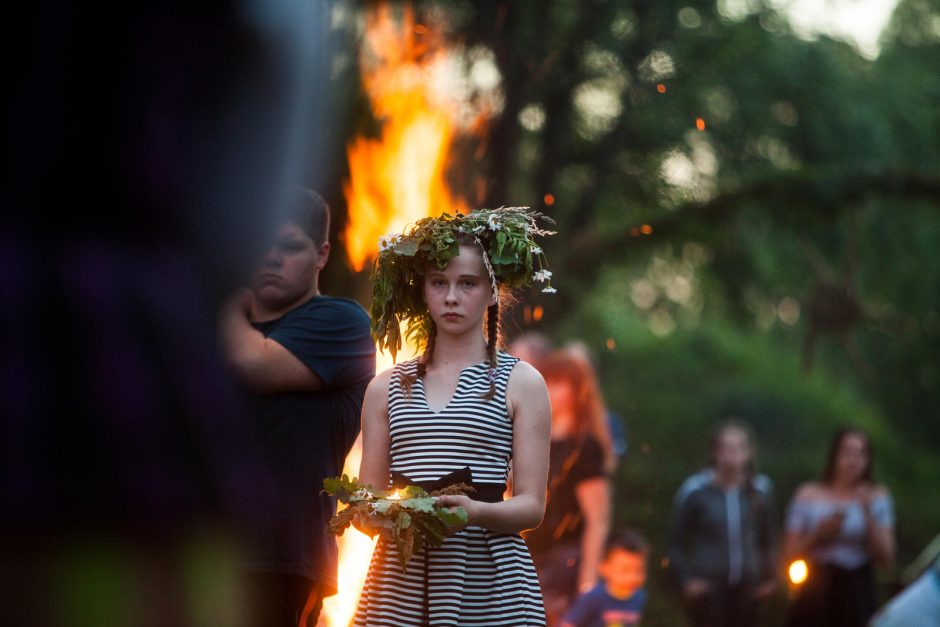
[788,559,809,585]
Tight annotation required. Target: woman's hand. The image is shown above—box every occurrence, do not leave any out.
[813,510,845,545]
[855,484,896,566]
[856,484,876,510]
[434,494,481,535]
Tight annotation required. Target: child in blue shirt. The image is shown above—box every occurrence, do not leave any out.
[562,530,649,627]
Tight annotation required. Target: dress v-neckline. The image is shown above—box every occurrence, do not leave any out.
[416,361,487,414]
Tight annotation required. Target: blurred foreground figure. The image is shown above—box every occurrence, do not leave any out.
[1,2,328,625]
[218,190,374,627]
[870,557,940,626]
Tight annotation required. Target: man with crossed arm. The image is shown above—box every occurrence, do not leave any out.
[219,188,375,626]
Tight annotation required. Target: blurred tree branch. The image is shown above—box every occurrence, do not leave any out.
[562,170,940,279]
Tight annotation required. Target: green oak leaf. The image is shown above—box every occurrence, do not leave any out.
[398,496,436,513]
[436,505,468,527]
[371,500,392,514]
[400,485,428,499]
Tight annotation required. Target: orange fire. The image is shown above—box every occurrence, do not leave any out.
[316,436,375,627]
[323,3,494,625]
[343,3,470,272]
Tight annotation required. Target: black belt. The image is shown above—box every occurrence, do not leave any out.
[390,467,506,624]
[390,466,506,502]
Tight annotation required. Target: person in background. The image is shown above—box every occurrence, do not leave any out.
[668,420,777,627]
[509,332,553,371]
[525,349,616,625]
[218,189,375,627]
[563,341,625,471]
[561,529,649,627]
[509,337,625,467]
[783,427,895,627]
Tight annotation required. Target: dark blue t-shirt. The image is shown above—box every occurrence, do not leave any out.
[245,295,375,594]
[562,584,647,627]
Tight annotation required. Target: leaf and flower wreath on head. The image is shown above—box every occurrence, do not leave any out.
[370,207,557,384]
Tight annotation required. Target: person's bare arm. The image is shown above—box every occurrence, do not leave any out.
[436,362,551,534]
[862,486,896,567]
[218,288,324,394]
[864,515,895,567]
[575,476,611,592]
[357,369,393,490]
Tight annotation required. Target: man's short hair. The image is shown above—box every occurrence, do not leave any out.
[604,529,650,557]
[284,186,330,246]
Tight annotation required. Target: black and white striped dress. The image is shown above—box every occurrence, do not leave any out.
[353,352,546,626]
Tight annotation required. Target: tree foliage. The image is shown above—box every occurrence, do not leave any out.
[325,1,940,623]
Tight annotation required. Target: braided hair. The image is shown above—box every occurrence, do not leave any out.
[401,322,436,399]
[484,302,500,400]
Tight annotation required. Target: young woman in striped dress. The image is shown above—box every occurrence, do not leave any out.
[353,209,554,626]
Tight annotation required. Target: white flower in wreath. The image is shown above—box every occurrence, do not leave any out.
[487,216,501,231]
[542,286,558,294]
[530,245,542,254]
[353,488,374,501]
[378,233,401,251]
[533,269,552,282]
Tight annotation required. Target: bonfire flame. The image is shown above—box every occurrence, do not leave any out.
[343,3,470,272]
[317,436,376,627]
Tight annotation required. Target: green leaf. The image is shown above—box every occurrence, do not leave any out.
[394,239,418,256]
[396,526,416,569]
[372,500,392,514]
[496,230,508,254]
[399,497,436,513]
[490,249,521,265]
[400,485,429,499]
[322,474,361,503]
[436,506,468,527]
